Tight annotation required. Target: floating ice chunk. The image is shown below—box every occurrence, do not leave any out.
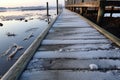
[89,64,98,70]
[24,33,34,41]
[7,45,23,60]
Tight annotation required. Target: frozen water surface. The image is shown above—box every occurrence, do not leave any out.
[20,9,120,80]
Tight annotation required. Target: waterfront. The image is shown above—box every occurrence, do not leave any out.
[0,9,56,77]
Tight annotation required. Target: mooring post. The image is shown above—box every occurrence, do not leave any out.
[97,0,106,24]
[56,0,59,15]
[46,2,50,24]
[46,2,49,16]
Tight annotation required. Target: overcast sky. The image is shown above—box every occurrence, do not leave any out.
[0,0,64,7]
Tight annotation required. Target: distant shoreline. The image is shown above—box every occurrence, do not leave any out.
[0,6,57,12]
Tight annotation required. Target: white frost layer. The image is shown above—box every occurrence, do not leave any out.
[34,50,120,59]
[26,59,120,70]
[20,70,120,80]
[42,40,111,45]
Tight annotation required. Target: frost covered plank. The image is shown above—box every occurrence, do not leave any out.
[49,28,101,33]
[26,59,120,70]
[49,30,100,34]
[46,35,106,40]
[53,22,90,27]
[20,70,120,80]
[42,40,111,45]
[47,33,102,37]
[50,27,96,31]
[34,50,120,59]
[46,34,106,39]
[39,43,115,51]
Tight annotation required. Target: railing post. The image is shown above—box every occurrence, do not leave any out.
[97,0,106,24]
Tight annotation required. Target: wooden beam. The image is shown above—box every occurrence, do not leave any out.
[97,0,106,24]
[66,2,99,8]
[106,1,120,6]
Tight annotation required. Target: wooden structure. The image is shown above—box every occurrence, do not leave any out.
[1,8,120,80]
[65,0,120,24]
[20,9,120,80]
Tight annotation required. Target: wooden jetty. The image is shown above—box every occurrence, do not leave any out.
[1,8,119,80]
[1,7,120,80]
[65,0,120,23]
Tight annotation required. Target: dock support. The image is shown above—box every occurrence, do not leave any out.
[110,6,114,17]
[97,0,106,24]
[73,7,76,12]
[81,0,84,15]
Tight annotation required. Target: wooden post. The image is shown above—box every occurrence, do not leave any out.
[46,2,50,24]
[110,6,114,17]
[46,2,49,16]
[74,7,76,12]
[97,0,106,24]
[81,0,84,15]
[56,0,59,15]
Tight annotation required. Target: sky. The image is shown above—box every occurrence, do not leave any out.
[0,0,64,7]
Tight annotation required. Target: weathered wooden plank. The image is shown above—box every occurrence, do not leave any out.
[38,43,115,51]
[33,50,120,59]
[66,2,99,8]
[41,39,111,45]
[26,59,120,70]
[20,70,120,80]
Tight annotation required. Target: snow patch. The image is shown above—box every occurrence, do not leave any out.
[89,64,98,70]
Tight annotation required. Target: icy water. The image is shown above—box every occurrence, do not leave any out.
[0,9,57,77]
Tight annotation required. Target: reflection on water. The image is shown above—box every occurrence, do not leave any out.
[0,9,56,77]
[0,10,56,21]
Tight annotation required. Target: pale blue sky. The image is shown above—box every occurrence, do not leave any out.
[0,0,64,7]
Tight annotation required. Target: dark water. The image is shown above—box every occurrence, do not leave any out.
[0,9,56,77]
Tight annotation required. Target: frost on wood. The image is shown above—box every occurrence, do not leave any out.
[89,64,98,70]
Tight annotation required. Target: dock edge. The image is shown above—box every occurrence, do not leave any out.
[76,11,120,47]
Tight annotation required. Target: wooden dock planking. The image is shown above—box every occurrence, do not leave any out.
[19,9,120,80]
